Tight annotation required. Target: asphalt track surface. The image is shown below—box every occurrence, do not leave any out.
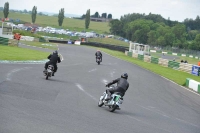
[0,44,200,133]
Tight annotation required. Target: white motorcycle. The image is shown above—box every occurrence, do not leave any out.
[98,86,123,112]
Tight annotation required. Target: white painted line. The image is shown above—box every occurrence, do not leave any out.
[110,71,115,78]
[175,118,199,127]
[102,79,108,84]
[125,115,173,133]
[76,83,98,101]
[136,104,199,128]
[6,67,32,81]
[88,68,97,72]
[60,63,82,67]
[162,76,200,96]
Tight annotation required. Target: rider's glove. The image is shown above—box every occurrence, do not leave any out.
[106,84,110,87]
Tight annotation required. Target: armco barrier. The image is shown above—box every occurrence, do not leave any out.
[49,40,75,44]
[81,42,129,52]
[186,78,200,93]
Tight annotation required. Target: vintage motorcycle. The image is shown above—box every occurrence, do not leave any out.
[43,65,54,80]
[96,56,101,65]
[98,86,123,112]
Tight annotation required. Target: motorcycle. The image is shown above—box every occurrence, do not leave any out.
[98,86,123,112]
[43,65,54,80]
[96,56,101,65]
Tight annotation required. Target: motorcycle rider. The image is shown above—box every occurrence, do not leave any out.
[43,50,61,76]
[105,73,129,101]
[95,50,102,62]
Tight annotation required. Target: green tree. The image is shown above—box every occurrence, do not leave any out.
[3,2,9,18]
[85,9,90,29]
[58,8,65,26]
[23,9,27,13]
[147,30,157,46]
[31,6,37,24]
[194,34,200,50]
[156,36,166,47]
[102,13,107,18]
[172,24,187,48]
[94,12,99,18]
[109,19,122,35]
[164,32,175,47]
[108,14,112,19]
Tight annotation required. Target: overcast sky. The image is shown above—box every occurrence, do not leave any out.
[0,0,199,22]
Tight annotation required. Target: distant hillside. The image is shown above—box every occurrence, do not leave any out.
[0,11,110,33]
[41,11,81,18]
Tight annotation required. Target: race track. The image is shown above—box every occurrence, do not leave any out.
[0,44,200,133]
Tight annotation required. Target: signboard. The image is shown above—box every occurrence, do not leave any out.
[191,65,200,76]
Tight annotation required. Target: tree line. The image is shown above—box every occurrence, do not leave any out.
[2,2,93,29]
[109,13,200,51]
[82,12,112,19]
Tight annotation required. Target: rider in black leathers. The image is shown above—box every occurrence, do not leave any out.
[44,50,61,76]
[105,73,129,100]
[95,50,102,62]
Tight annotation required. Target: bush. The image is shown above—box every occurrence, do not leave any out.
[39,37,46,42]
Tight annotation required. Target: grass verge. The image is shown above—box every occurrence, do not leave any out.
[0,45,49,60]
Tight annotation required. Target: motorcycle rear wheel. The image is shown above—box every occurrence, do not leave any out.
[109,105,118,112]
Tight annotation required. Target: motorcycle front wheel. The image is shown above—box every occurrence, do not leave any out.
[98,100,104,107]
[46,74,49,80]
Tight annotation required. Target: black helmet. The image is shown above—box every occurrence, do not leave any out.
[121,73,128,79]
[53,50,58,54]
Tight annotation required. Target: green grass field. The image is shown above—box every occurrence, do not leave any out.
[0,11,110,33]
[0,44,49,60]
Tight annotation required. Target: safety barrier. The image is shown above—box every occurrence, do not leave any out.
[0,37,9,45]
[168,61,180,69]
[151,57,159,64]
[158,58,168,67]
[186,78,200,93]
[144,55,151,63]
[179,63,193,73]
[125,51,194,74]
[81,42,129,52]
